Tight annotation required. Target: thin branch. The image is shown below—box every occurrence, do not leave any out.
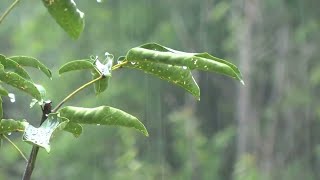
[0,0,21,25]
[52,75,103,112]
[3,135,27,162]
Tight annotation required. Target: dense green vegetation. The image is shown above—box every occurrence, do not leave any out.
[0,0,319,180]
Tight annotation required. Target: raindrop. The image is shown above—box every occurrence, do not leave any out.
[7,132,11,136]
[8,93,15,103]
[182,66,187,70]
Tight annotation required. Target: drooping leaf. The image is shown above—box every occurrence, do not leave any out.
[42,0,85,39]
[92,70,109,95]
[59,59,94,75]
[0,64,42,100]
[124,61,200,99]
[0,119,28,134]
[126,43,244,84]
[0,55,31,80]
[0,85,9,96]
[22,113,67,152]
[63,122,82,137]
[58,106,148,136]
[8,56,52,78]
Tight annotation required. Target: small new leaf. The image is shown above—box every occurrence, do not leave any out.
[58,106,149,136]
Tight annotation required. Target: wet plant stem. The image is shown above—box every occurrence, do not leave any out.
[0,0,20,25]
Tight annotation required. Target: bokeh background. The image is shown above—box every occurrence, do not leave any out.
[1,0,320,179]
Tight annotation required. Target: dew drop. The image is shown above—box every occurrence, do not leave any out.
[8,93,15,103]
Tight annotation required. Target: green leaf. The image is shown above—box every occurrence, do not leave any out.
[124,61,200,99]
[0,64,42,100]
[0,55,31,80]
[59,59,94,75]
[0,85,9,96]
[63,122,82,137]
[22,114,67,152]
[92,71,109,95]
[35,84,46,100]
[42,0,85,39]
[0,97,2,119]
[126,43,244,84]
[0,119,28,134]
[8,56,52,78]
[58,106,148,136]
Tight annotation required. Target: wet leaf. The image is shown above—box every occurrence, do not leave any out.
[124,61,200,99]
[0,55,31,80]
[0,85,9,96]
[42,0,85,39]
[0,64,42,100]
[9,56,52,78]
[92,70,109,95]
[126,43,243,84]
[58,106,148,136]
[22,114,67,152]
[0,97,2,119]
[63,122,82,137]
[0,119,28,134]
[59,59,94,75]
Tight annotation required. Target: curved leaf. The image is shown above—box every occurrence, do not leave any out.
[59,59,94,74]
[0,85,9,96]
[124,61,200,99]
[58,106,148,136]
[0,64,42,100]
[126,43,244,84]
[92,71,109,95]
[8,56,52,78]
[0,55,31,80]
[63,122,82,137]
[42,0,85,39]
[0,119,28,134]
[22,113,67,152]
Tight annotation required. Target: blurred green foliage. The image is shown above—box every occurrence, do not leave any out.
[1,0,320,180]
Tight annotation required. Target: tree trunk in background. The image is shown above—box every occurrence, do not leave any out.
[234,0,258,159]
[261,25,289,179]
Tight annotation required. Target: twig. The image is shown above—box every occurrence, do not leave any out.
[3,135,27,162]
[0,0,21,25]
[52,75,103,112]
